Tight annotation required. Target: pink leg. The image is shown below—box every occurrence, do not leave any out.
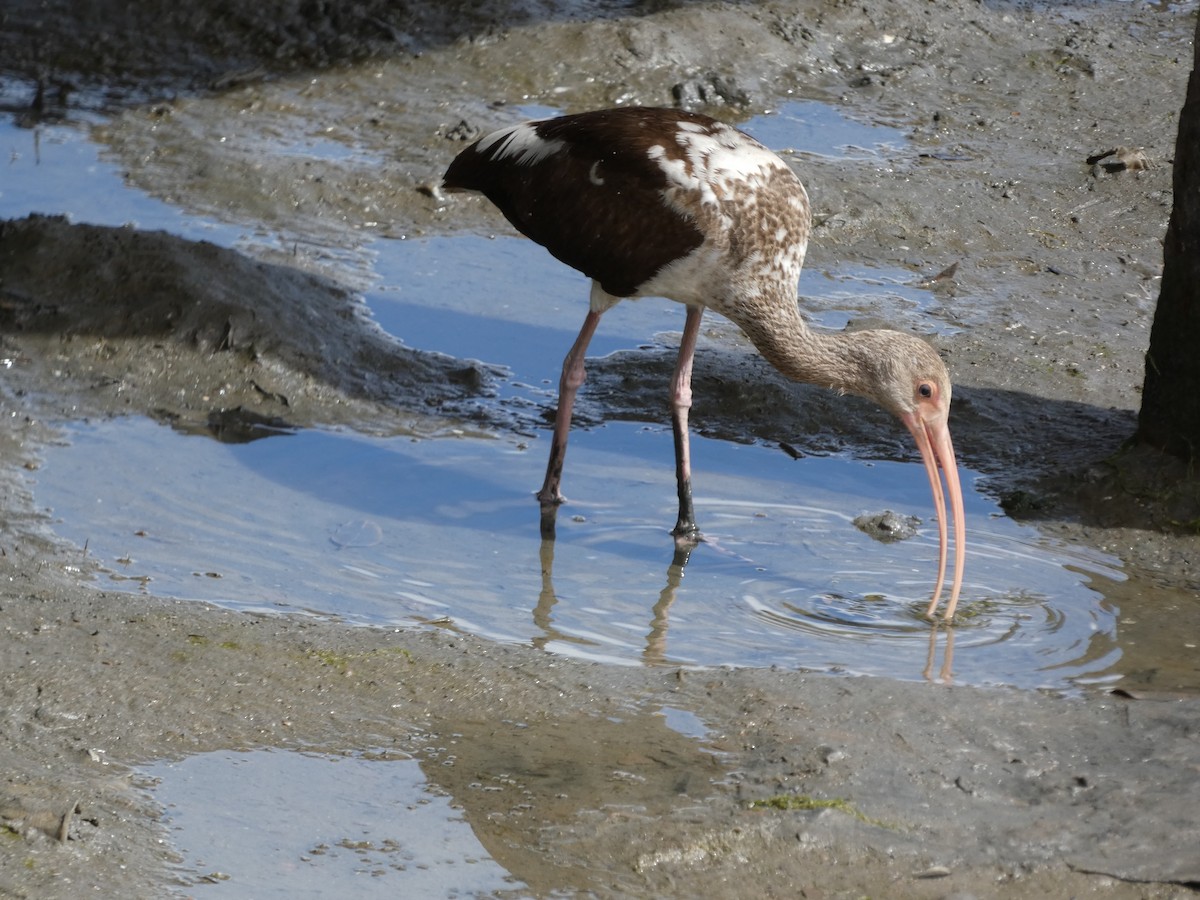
[671,306,704,539]
[538,309,603,536]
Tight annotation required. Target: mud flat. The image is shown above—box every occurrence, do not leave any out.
[1,0,1199,896]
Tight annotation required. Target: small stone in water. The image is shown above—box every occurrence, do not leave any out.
[853,510,920,542]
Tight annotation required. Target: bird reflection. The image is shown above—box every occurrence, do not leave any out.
[924,623,955,683]
[534,537,692,665]
[536,534,959,680]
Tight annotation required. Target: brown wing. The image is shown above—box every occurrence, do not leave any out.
[443,108,709,298]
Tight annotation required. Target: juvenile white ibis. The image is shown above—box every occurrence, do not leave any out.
[442,106,966,620]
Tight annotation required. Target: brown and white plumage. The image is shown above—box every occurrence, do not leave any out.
[443,106,966,620]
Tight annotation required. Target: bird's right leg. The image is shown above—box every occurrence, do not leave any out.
[538,308,603,538]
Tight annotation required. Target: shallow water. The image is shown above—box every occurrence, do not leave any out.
[138,701,728,897]
[744,99,908,158]
[0,109,240,242]
[143,750,521,897]
[6,94,1131,692]
[37,413,1123,688]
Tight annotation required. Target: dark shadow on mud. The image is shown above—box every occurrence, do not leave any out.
[0,0,734,113]
[583,344,1148,528]
[0,213,498,431]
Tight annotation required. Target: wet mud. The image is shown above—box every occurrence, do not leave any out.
[2,0,1199,896]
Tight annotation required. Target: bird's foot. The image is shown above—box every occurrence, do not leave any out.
[538,493,565,540]
[671,522,703,548]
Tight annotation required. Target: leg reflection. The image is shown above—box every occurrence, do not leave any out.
[531,537,696,664]
[923,622,955,683]
[643,543,693,666]
[531,537,592,652]
[539,500,559,541]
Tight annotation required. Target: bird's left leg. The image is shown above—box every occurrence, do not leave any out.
[670,305,704,541]
[538,307,603,538]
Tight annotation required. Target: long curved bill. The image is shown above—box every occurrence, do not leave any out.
[902,414,966,621]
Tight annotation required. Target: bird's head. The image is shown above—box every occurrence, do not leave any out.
[841,330,951,425]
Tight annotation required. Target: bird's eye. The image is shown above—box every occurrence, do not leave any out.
[918,383,934,399]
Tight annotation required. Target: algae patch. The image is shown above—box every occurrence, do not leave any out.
[748,795,893,828]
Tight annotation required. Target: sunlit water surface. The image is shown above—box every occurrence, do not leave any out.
[7,92,1123,691]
